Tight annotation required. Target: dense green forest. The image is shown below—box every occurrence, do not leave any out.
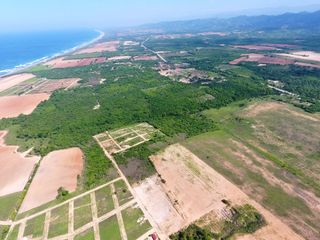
[0,58,271,188]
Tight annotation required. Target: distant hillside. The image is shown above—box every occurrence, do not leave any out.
[141,10,320,33]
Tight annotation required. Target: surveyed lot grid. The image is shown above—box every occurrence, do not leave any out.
[95,123,159,154]
[5,178,153,240]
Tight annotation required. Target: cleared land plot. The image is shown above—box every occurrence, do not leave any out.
[0,93,50,119]
[122,204,152,240]
[99,215,121,240]
[48,204,69,238]
[20,147,84,213]
[149,144,303,239]
[44,57,107,69]
[229,53,294,65]
[77,41,120,54]
[0,73,35,93]
[74,195,93,230]
[114,180,134,206]
[183,101,320,239]
[133,175,185,234]
[1,78,81,96]
[23,213,45,238]
[74,227,95,240]
[95,123,159,154]
[95,186,114,217]
[0,131,39,198]
[28,78,80,94]
[278,51,320,62]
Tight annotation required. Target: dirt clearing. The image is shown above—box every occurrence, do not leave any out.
[278,51,320,62]
[45,57,106,69]
[77,41,120,54]
[0,74,35,93]
[0,131,39,196]
[148,144,303,239]
[20,147,84,212]
[0,93,50,119]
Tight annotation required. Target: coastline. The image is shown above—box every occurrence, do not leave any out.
[0,29,105,78]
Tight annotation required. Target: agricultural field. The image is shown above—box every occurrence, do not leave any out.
[5,178,155,240]
[182,100,320,240]
[0,25,320,240]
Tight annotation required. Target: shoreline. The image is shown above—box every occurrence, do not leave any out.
[0,29,105,78]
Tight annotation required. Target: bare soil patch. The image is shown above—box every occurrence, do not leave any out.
[133,175,185,235]
[230,54,294,65]
[278,51,320,63]
[0,131,39,196]
[133,55,158,61]
[77,41,120,54]
[0,93,50,119]
[244,101,286,117]
[0,74,35,93]
[148,144,302,239]
[45,57,106,69]
[295,62,320,69]
[107,56,132,61]
[29,78,80,94]
[20,147,84,212]
[233,45,279,51]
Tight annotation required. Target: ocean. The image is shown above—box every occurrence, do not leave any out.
[0,30,101,76]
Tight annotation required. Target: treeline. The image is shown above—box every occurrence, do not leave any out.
[0,59,273,187]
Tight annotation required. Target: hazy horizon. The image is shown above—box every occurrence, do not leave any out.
[1,0,320,32]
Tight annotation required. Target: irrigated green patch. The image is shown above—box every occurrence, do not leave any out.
[23,213,45,238]
[99,215,121,240]
[48,204,69,238]
[95,186,114,217]
[122,206,152,240]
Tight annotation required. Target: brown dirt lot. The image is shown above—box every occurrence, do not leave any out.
[77,41,120,54]
[233,45,278,51]
[0,74,35,93]
[230,54,294,65]
[147,144,303,239]
[20,147,84,212]
[29,78,80,93]
[0,131,39,196]
[45,57,106,69]
[133,55,158,61]
[278,51,320,63]
[0,93,50,119]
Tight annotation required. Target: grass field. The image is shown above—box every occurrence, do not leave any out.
[23,213,45,238]
[74,227,95,240]
[95,186,114,217]
[5,224,19,240]
[0,192,21,221]
[99,215,121,240]
[182,99,320,239]
[114,180,133,206]
[122,205,152,240]
[48,204,69,238]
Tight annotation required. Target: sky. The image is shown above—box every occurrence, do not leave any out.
[1,0,320,32]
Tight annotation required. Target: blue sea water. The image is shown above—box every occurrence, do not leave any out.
[0,30,100,75]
